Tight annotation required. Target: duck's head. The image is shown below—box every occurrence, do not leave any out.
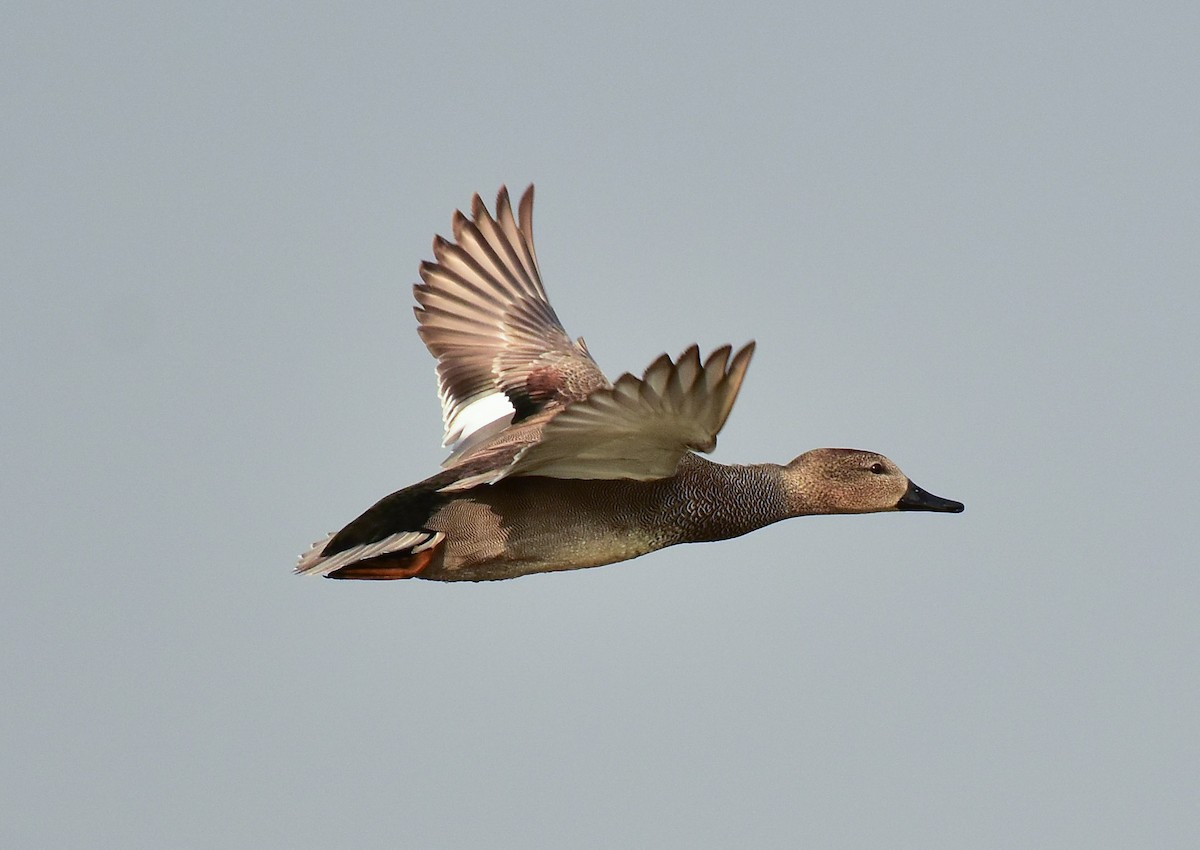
[783,448,964,515]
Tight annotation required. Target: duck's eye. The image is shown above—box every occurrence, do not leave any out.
[869,462,885,475]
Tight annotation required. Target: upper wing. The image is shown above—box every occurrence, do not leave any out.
[413,185,610,447]
[441,343,755,489]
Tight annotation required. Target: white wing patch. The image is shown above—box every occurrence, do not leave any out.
[440,391,516,449]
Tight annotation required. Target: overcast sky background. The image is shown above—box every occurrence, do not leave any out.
[3,2,1198,847]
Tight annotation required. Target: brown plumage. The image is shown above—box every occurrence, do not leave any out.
[297,186,963,582]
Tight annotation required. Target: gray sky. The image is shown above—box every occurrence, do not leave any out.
[3,1,1198,847]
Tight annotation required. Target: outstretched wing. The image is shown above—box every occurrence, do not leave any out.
[441,343,755,489]
[414,185,610,447]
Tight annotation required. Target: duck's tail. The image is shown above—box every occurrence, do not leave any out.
[296,476,450,580]
[296,529,446,579]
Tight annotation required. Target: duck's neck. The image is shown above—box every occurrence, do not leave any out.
[664,455,797,544]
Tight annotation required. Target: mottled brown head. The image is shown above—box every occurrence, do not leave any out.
[782,448,964,516]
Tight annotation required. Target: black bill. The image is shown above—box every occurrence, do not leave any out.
[896,480,964,513]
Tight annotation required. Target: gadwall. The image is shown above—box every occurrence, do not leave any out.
[297,187,963,581]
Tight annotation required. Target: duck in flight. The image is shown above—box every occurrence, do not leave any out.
[297,186,963,582]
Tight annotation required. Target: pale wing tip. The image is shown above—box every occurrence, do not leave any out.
[727,340,756,386]
[710,340,757,436]
[728,341,756,388]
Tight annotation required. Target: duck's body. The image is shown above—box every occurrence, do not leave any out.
[297,187,963,582]
[311,454,792,581]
